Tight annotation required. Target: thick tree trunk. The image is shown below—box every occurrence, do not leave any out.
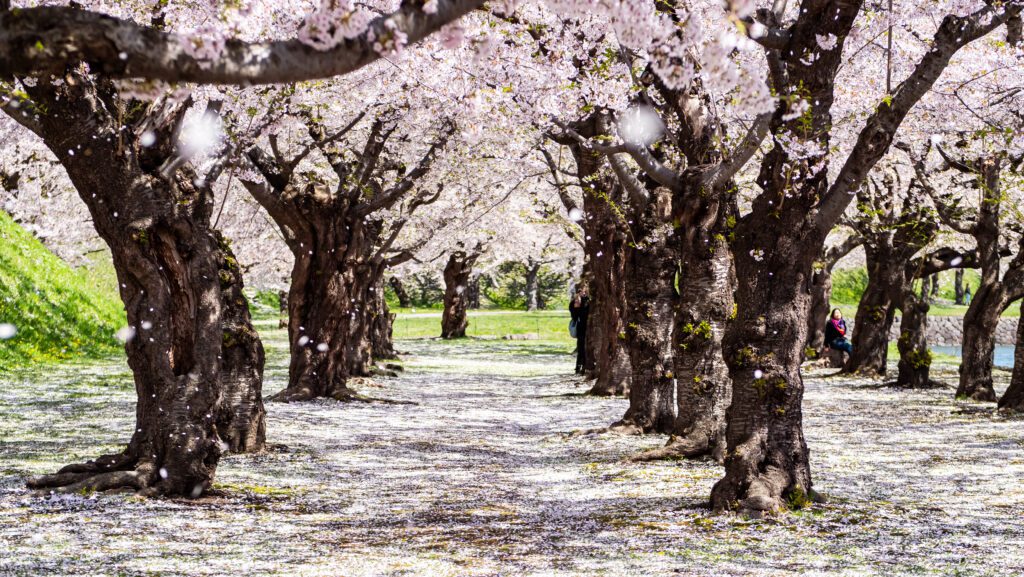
[585,228,631,396]
[273,230,382,402]
[895,290,934,388]
[957,285,1003,401]
[654,191,735,460]
[441,249,480,339]
[954,269,965,305]
[559,133,631,395]
[613,195,676,434]
[714,233,818,514]
[525,260,541,312]
[369,277,398,360]
[998,303,1024,411]
[389,276,412,308]
[846,253,899,376]
[19,77,253,496]
[215,233,266,453]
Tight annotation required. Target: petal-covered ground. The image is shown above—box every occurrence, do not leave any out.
[2,329,1023,576]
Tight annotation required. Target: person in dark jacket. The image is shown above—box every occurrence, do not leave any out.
[569,286,591,375]
[825,308,853,354]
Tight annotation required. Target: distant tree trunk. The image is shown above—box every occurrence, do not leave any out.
[585,213,630,396]
[16,76,263,496]
[954,269,965,305]
[846,259,898,376]
[957,286,1003,401]
[954,157,1004,402]
[389,276,412,308]
[556,132,631,396]
[441,245,482,339]
[466,275,481,309]
[613,190,676,434]
[216,233,267,453]
[525,259,541,312]
[370,277,398,360]
[895,290,934,388]
[998,303,1024,411]
[278,289,289,329]
[930,273,940,298]
[242,113,451,401]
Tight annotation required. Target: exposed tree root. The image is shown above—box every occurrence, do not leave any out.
[27,454,159,495]
[563,421,644,438]
[883,378,946,389]
[628,432,717,463]
[269,385,415,405]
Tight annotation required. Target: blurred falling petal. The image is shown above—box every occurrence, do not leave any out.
[618,106,665,147]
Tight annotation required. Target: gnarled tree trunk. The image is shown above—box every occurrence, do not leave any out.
[846,271,897,376]
[16,77,264,496]
[389,276,412,308]
[654,187,735,460]
[441,246,482,339]
[215,233,267,453]
[370,276,398,360]
[895,290,934,388]
[613,191,676,434]
[957,286,1003,401]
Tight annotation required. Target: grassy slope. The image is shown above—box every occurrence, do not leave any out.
[0,211,125,369]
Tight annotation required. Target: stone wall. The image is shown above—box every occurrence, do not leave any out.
[846,317,1019,346]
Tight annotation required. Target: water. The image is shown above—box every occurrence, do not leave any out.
[931,344,1016,369]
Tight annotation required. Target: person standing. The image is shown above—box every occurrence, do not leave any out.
[569,286,591,375]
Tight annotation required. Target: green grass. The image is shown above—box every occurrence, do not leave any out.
[390,310,574,341]
[0,211,126,369]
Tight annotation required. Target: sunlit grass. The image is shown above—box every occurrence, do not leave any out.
[0,212,126,369]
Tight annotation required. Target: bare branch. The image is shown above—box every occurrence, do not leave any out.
[0,2,486,84]
[706,111,771,188]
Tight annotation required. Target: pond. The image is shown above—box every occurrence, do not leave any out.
[931,345,1016,369]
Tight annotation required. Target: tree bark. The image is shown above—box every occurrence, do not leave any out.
[370,276,398,360]
[658,187,735,459]
[998,302,1024,411]
[16,77,257,496]
[954,269,965,305]
[441,246,482,339]
[215,233,267,453]
[846,270,897,376]
[957,286,1003,401]
[525,259,541,312]
[466,275,481,309]
[569,140,630,396]
[389,276,412,308]
[895,289,934,388]
[274,217,384,401]
[278,289,289,329]
[613,190,676,434]
[956,158,1007,402]
[242,113,451,402]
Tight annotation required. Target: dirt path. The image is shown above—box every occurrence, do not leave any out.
[2,334,1023,576]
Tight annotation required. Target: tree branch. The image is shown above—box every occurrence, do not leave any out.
[815,1,1021,233]
[0,2,485,84]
